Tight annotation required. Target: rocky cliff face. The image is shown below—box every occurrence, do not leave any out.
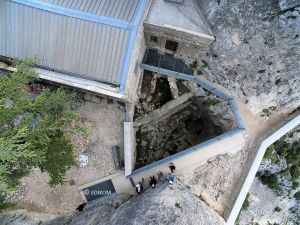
[0,183,224,225]
[197,0,300,115]
[68,183,224,225]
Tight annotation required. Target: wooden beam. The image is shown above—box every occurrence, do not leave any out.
[0,62,17,72]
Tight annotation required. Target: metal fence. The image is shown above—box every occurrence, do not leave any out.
[141,48,245,129]
[142,49,194,75]
[130,49,246,177]
[129,128,244,177]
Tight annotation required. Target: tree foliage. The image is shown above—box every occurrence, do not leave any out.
[0,60,80,208]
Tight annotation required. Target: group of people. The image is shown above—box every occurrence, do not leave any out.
[135,162,177,194]
[76,163,178,212]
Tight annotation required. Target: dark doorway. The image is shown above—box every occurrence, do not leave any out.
[165,40,178,52]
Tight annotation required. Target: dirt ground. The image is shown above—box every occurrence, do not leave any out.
[13,94,125,214]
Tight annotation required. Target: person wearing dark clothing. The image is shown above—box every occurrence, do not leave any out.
[149,175,157,188]
[76,202,87,212]
[169,162,176,173]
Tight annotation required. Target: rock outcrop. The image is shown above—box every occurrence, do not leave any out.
[196,0,300,115]
[69,183,225,225]
[0,183,224,225]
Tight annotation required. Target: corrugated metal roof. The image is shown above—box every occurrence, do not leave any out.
[0,0,146,87]
[39,0,139,22]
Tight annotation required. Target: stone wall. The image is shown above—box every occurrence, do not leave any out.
[123,1,152,103]
[143,23,213,63]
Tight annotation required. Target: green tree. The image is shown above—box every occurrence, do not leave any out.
[0,60,81,209]
[260,173,280,190]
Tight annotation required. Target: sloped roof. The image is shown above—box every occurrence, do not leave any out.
[39,0,139,22]
[0,0,146,91]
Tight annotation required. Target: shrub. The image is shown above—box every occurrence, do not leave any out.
[294,191,300,201]
[241,194,250,211]
[206,98,222,106]
[201,60,208,68]
[264,145,277,163]
[289,166,300,181]
[274,206,282,212]
[260,106,277,117]
[292,181,299,189]
[190,60,198,69]
[175,203,182,209]
[197,70,203,75]
[260,173,280,190]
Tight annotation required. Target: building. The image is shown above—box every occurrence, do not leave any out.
[0,0,216,102]
[0,0,149,101]
[144,0,214,61]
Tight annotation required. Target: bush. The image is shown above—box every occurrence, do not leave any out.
[241,194,250,211]
[294,191,300,200]
[197,70,203,75]
[190,60,198,69]
[206,98,222,106]
[274,206,282,212]
[0,192,17,211]
[289,166,300,181]
[175,203,182,209]
[201,60,208,68]
[260,173,280,190]
[264,145,277,163]
[292,181,299,189]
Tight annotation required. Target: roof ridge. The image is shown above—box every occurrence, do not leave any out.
[11,0,131,29]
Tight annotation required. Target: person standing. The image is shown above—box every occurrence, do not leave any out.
[76,202,87,212]
[169,162,176,173]
[136,182,142,194]
[151,175,157,188]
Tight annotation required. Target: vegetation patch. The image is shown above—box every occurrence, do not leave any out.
[0,60,85,210]
[241,194,251,211]
[259,135,300,198]
[274,206,282,212]
[176,79,190,96]
[260,172,280,191]
[190,60,198,69]
[134,72,173,120]
[263,145,277,163]
[175,202,182,209]
[197,70,203,75]
[205,98,222,106]
[275,78,281,85]
[260,106,277,117]
[201,60,208,68]
[294,191,300,201]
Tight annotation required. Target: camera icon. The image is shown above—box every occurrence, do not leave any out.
[83,189,90,195]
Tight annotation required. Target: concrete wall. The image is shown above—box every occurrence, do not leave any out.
[124,122,136,177]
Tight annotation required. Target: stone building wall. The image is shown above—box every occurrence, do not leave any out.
[143,23,213,63]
